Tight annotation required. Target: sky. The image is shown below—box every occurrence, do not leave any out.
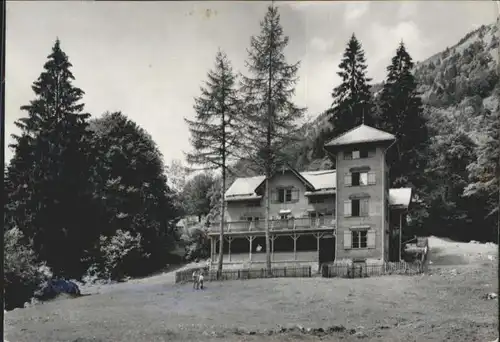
[5,1,498,167]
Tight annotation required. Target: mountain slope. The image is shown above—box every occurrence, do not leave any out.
[292,21,499,171]
[231,21,499,176]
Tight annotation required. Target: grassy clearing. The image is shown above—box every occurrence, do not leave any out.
[4,237,499,342]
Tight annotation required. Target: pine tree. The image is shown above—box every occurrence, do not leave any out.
[185,50,242,274]
[377,42,429,190]
[6,39,95,278]
[240,5,306,272]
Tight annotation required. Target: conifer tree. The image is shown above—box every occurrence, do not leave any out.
[185,50,242,274]
[315,34,373,158]
[239,5,306,272]
[377,42,429,190]
[6,39,95,278]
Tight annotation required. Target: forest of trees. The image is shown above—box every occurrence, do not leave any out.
[4,7,499,308]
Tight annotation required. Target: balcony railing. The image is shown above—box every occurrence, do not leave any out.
[209,215,336,233]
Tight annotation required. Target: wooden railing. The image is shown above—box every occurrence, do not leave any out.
[322,261,425,278]
[175,266,312,283]
[209,215,336,233]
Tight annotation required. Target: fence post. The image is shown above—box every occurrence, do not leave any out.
[308,266,311,277]
[351,264,355,279]
[238,269,241,280]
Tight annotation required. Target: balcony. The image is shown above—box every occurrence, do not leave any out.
[209,215,336,234]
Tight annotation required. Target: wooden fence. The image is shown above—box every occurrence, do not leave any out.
[322,261,425,278]
[175,266,312,284]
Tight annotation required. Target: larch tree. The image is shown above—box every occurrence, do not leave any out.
[239,5,306,272]
[185,50,242,274]
[6,39,95,278]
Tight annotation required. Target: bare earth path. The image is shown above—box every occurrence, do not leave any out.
[4,237,498,342]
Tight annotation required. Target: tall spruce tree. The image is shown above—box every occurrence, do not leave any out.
[185,50,242,274]
[315,34,373,159]
[377,42,429,190]
[6,39,95,278]
[331,34,373,130]
[239,5,306,272]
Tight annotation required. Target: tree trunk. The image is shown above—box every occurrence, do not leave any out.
[217,108,227,277]
[495,11,500,333]
[217,167,225,276]
[265,176,272,273]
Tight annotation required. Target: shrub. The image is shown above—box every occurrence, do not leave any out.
[4,228,52,310]
[181,225,210,262]
[97,230,146,281]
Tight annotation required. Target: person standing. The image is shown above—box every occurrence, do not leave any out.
[192,270,199,289]
[198,270,204,290]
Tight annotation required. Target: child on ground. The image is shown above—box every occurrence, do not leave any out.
[198,270,204,290]
[192,270,199,289]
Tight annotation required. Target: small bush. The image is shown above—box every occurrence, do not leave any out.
[181,225,209,262]
[4,228,52,310]
[97,230,146,281]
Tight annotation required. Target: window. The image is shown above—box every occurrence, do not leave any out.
[309,211,324,226]
[344,148,376,160]
[360,149,376,158]
[345,171,376,186]
[344,229,375,249]
[245,201,261,208]
[275,187,299,203]
[344,199,369,217]
[309,196,324,204]
[243,216,260,222]
[352,230,368,248]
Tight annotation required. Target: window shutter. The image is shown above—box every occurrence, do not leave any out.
[368,172,376,185]
[344,174,352,186]
[271,190,277,203]
[369,200,377,216]
[344,200,352,217]
[367,230,376,248]
[343,230,352,249]
[291,189,299,202]
[359,199,368,216]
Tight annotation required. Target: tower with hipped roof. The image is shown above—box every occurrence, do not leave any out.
[324,124,396,264]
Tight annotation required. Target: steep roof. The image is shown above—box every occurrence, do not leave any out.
[225,172,412,209]
[301,170,336,189]
[325,124,396,147]
[225,176,265,198]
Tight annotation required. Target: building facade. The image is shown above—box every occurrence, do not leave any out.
[207,124,412,271]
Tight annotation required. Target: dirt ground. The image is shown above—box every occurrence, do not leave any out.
[4,237,499,342]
